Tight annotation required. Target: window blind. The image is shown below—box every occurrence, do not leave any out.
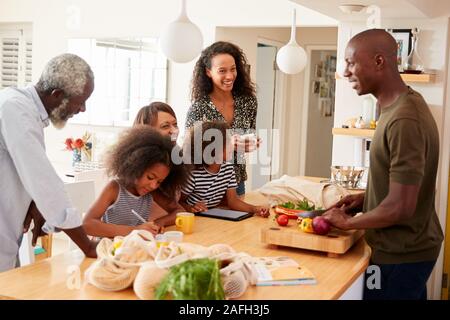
[1,37,20,89]
[0,27,32,89]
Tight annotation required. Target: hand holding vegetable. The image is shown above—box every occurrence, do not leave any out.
[322,207,352,230]
[329,193,364,216]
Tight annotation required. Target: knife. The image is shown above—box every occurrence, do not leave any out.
[297,209,327,219]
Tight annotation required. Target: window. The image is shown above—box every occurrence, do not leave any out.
[0,24,32,89]
[68,38,168,126]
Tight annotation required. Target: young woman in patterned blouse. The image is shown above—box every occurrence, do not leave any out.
[185,41,260,196]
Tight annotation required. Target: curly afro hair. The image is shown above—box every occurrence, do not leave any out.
[105,125,188,198]
[190,41,256,102]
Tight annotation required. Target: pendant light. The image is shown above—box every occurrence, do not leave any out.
[276,9,308,75]
[159,0,203,63]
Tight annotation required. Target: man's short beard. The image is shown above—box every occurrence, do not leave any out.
[49,98,71,129]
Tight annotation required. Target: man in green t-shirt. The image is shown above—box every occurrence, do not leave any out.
[324,29,443,300]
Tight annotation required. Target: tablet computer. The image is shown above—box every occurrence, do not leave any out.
[195,208,253,221]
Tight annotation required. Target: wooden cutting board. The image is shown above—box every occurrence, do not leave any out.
[260,223,364,257]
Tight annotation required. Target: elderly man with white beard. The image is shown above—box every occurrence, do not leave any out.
[0,53,98,272]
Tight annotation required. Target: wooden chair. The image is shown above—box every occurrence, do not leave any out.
[74,168,108,198]
[36,235,53,261]
[64,180,96,250]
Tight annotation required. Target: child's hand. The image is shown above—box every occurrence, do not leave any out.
[252,206,270,218]
[188,201,208,213]
[138,221,163,235]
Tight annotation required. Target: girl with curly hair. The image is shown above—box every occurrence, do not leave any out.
[83,126,188,238]
[185,41,261,197]
[132,102,186,226]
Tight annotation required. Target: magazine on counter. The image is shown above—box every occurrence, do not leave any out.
[251,256,317,286]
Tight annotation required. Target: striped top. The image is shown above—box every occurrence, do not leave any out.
[181,163,238,208]
[102,181,152,226]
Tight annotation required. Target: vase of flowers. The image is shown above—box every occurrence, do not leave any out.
[64,132,93,167]
[72,148,82,166]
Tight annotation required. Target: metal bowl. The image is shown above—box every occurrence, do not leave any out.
[330,166,366,189]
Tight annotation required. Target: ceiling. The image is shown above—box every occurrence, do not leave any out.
[290,0,450,20]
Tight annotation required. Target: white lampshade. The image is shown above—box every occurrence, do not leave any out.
[159,0,203,63]
[276,9,308,75]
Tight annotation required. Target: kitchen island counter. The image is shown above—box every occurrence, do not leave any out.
[0,179,370,300]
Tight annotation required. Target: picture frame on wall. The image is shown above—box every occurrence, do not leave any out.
[314,62,324,78]
[328,55,337,74]
[312,81,320,94]
[325,101,332,117]
[387,29,412,72]
[319,82,329,98]
[319,98,332,117]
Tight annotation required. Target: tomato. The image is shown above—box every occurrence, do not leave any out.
[276,214,289,226]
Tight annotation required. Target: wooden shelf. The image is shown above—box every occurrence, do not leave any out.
[400,73,436,83]
[335,72,435,83]
[332,128,375,138]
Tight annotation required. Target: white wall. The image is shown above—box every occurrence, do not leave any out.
[254,45,278,189]
[304,49,336,178]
